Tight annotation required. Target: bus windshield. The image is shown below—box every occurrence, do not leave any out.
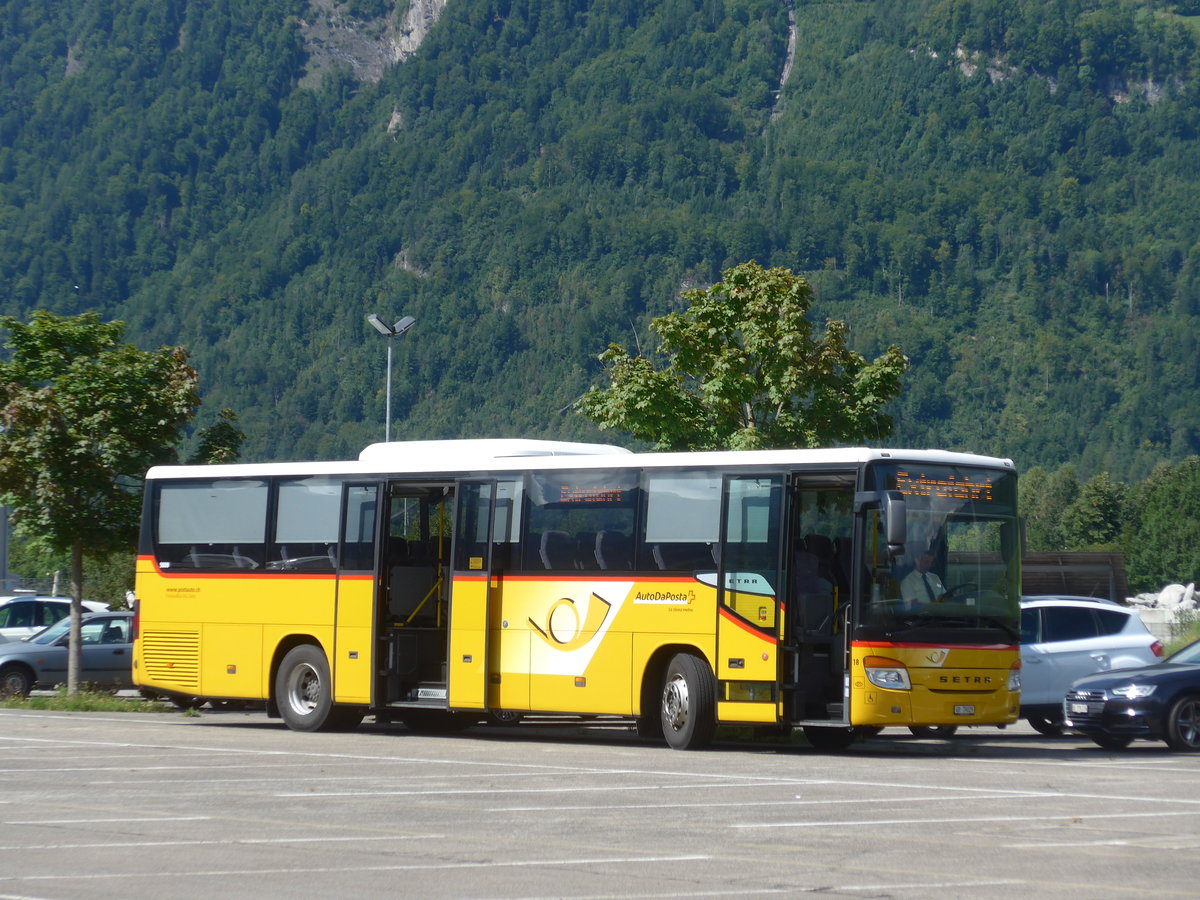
[859,463,1020,644]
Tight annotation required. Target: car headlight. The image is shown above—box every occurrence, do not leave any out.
[1110,683,1156,699]
[864,656,911,690]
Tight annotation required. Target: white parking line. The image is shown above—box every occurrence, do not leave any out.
[4,816,209,826]
[732,809,1198,828]
[491,792,1044,812]
[0,835,442,852]
[0,854,710,884]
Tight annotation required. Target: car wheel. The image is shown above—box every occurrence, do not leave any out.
[0,665,33,698]
[1163,694,1200,752]
[1090,733,1134,750]
[1026,715,1065,737]
[909,725,958,738]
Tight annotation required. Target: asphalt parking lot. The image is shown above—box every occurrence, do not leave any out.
[1,709,1197,899]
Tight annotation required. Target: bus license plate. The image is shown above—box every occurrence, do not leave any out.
[953,705,975,716]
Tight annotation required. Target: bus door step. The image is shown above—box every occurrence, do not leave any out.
[413,683,447,701]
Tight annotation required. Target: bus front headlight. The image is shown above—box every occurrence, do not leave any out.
[864,656,911,691]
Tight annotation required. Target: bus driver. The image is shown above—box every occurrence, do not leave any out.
[901,552,945,609]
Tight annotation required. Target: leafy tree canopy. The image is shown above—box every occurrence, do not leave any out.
[0,310,201,692]
[0,311,199,555]
[576,262,909,450]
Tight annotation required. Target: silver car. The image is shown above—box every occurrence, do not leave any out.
[0,595,110,643]
[0,612,133,697]
[1019,595,1163,735]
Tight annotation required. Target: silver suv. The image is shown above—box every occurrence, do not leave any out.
[1019,595,1163,735]
[0,596,110,643]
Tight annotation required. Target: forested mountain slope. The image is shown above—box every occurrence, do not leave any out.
[2,0,1198,480]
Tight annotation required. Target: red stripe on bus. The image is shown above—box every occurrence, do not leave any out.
[718,605,777,643]
[853,641,1017,651]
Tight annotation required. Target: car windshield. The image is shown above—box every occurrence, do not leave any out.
[26,617,71,645]
[1166,640,1200,665]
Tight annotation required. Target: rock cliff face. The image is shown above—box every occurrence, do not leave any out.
[390,0,450,64]
[299,0,448,88]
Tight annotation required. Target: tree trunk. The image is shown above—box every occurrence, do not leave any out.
[67,541,85,696]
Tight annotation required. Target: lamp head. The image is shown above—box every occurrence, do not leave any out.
[367,313,393,336]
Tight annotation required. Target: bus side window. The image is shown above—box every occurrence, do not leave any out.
[155,479,268,571]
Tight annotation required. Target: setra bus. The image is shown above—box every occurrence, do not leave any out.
[132,439,1021,749]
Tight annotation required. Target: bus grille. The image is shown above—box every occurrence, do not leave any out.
[142,630,201,689]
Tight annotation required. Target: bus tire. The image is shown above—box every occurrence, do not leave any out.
[660,653,715,750]
[276,644,337,732]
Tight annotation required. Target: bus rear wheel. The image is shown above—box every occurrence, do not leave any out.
[275,644,359,732]
[660,653,715,750]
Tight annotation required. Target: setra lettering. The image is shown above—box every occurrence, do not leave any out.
[938,675,993,684]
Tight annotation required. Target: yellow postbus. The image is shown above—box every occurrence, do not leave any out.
[132,439,1020,749]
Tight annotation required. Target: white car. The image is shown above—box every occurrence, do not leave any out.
[0,595,110,643]
[1019,595,1163,735]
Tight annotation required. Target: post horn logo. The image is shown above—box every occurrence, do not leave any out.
[529,593,612,651]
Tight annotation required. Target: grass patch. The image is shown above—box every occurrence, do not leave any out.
[0,687,173,712]
[1163,607,1200,655]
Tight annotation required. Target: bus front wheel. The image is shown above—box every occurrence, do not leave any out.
[275,644,360,732]
[660,653,715,750]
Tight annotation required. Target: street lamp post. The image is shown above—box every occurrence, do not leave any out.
[367,313,415,442]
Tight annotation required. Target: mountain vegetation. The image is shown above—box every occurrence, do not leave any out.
[3,0,1200,590]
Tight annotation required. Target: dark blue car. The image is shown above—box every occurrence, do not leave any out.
[1063,638,1200,751]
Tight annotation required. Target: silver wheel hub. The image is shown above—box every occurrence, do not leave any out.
[285,663,321,717]
[663,673,690,732]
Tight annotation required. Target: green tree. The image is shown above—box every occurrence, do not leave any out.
[188,408,246,464]
[1019,464,1080,551]
[0,311,199,694]
[1060,471,1128,551]
[1124,457,1200,593]
[576,262,909,450]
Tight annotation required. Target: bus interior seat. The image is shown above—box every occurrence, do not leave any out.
[576,532,599,569]
[652,542,716,571]
[595,531,632,570]
[802,534,842,586]
[539,530,577,570]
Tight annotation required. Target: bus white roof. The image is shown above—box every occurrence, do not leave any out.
[145,440,1014,481]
